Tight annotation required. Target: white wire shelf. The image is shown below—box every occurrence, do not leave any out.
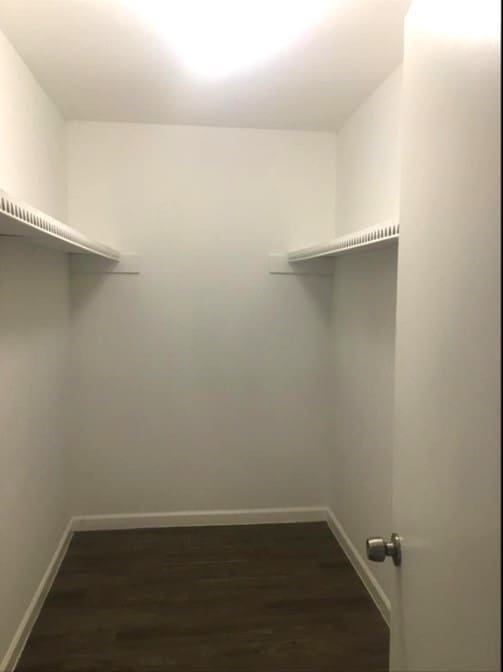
[0,189,120,261]
[287,219,399,262]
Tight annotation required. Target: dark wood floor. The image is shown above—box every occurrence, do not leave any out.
[16,523,389,671]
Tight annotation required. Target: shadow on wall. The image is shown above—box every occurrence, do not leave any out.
[290,272,334,327]
[0,238,70,338]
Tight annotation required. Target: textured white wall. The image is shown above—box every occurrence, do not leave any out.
[327,67,402,603]
[66,122,336,516]
[0,29,69,664]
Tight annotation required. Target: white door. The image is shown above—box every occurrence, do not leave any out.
[389,1,501,670]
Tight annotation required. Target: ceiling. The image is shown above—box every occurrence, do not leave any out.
[0,0,410,131]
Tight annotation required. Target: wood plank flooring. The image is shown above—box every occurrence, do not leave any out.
[16,522,389,671]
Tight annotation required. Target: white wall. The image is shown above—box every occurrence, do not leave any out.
[327,67,402,605]
[66,122,336,515]
[0,21,401,660]
[0,32,66,219]
[0,29,70,665]
[335,68,401,237]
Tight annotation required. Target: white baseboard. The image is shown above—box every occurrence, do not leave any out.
[0,520,74,672]
[1,507,324,670]
[325,508,391,625]
[72,506,391,625]
[71,506,327,531]
[2,505,388,671]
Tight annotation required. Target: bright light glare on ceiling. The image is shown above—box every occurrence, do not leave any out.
[410,0,500,40]
[132,0,334,79]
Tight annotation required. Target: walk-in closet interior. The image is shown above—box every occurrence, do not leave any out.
[1,1,500,670]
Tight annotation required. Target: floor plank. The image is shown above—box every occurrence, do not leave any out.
[16,522,389,671]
